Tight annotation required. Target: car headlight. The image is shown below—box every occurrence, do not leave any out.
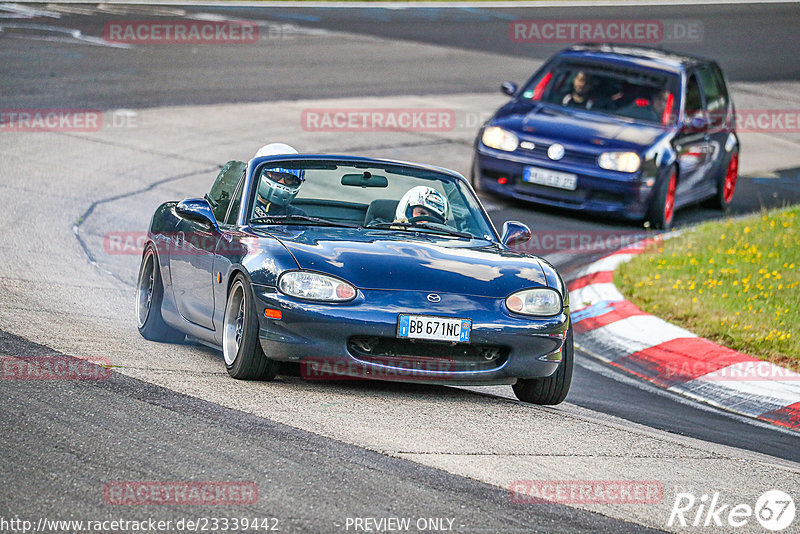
[598,152,641,173]
[506,288,562,316]
[482,126,519,152]
[278,271,357,302]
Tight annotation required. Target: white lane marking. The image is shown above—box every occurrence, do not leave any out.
[580,315,696,355]
[573,351,800,437]
[690,361,800,405]
[0,3,60,19]
[671,380,795,418]
[569,282,623,311]
[0,23,132,48]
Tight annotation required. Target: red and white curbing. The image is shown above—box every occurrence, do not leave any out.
[567,241,800,432]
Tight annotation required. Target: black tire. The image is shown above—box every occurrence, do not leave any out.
[707,148,739,210]
[136,245,185,343]
[470,156,484,193]
[222,274,279,380]
[512,324,574,405]
[646,165,678,230]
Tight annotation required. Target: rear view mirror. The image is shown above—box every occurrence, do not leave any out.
[341,172,389,188]
[176,198,218,228]
[501,221,531,247]
[683,112,709,131]
[501,82,518,96]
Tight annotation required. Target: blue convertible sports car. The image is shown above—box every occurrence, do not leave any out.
[136,149,573,405]
[473,44,739,229]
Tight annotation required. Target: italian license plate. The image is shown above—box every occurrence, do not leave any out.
[523,166,578,191]
[397,315,471,343]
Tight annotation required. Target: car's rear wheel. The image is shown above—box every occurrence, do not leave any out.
[512,324,573,405]
[223,274,278,380]
[708,149,739,210]
[136,245,185,343]
[647,165,678,230]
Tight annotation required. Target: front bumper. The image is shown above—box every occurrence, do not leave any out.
[475,146,655,220]
[252,285,569,385]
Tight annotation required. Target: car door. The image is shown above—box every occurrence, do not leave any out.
[170,161,243,330]
[695,63,732,194]
[673,71,713,200]
[211,168,248,335]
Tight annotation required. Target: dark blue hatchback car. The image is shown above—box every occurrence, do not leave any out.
[473,44,739,229]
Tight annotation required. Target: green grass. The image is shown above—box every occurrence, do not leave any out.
[616,206,800,367]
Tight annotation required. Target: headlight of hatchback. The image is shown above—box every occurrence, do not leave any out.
[598,151,641,173]
[506,288,563,316]
[278,271,357,302]
[482,126,519,152]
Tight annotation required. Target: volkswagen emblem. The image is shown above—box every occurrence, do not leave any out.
[427,294,441,303]
[547,143,565,161]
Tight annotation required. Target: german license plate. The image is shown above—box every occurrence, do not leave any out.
[523,166,578,191]
[397,315,471,343]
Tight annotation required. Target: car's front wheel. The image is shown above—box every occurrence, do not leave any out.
[646,165,678,230]
[512,324,574,405]
[223,274,279,380]
[136,245,185,343]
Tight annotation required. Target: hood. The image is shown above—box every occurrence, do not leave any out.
[252,227,548,298]
[492,100,667,150]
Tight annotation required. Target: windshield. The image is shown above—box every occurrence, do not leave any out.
[248,161,496,240]
[520,60,681,125]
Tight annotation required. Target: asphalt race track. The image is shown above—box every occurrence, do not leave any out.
[1,2,800,533]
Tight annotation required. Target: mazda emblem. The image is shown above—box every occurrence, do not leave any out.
[427,294,441,303]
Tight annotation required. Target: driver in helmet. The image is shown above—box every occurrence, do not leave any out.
[394,185,450,225]
[251,143,307,218]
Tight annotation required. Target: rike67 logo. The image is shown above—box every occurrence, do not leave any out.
[668,490,795,531]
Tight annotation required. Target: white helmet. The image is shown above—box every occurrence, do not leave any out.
[254,143,305,206]
[395,186,450,224]
[255,142,298,158]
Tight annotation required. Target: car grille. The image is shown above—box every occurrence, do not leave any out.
[520,143,598,166]
[347,336,509,373]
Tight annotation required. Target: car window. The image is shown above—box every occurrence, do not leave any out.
[248,161,496,240]
[206,160,246,222]
[224,171,246,225]
[519,60,680,126]
[684,73,705,118]
[698,65,730,127]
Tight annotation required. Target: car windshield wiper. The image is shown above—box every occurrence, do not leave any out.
[366,221,473,239]
[250,215,360,228]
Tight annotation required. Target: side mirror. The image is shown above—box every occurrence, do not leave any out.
[176,198,218,228]
[501,82,518,97]
[683,112,709,131]
[501,221,531,247]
